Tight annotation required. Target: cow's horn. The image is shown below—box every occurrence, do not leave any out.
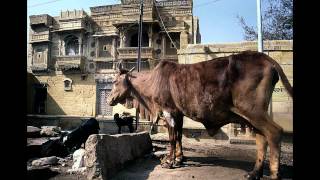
[118,60,123,70]
[128,66,135,73]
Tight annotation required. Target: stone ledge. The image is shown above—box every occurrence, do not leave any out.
[178,40,293,55]
[84,131,152,180]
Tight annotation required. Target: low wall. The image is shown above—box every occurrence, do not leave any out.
[27,114,166,134]
[84,132,153,180]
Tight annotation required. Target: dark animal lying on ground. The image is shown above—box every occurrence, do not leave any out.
[63,118,100,151]
[40,138,69,158]
[107,51,293,180]
[114,113,134,134]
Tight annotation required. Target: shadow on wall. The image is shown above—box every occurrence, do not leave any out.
[27,72,67,115]
[27,72,38,114]
[46,93,66,115]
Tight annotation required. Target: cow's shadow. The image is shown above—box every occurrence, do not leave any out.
[180,156,293,179]
[27,167,59,180]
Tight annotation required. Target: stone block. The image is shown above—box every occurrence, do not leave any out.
[84,131,152,180]
[31,156,58,166]
[27,126,41,138]
[40,126,61,137]
[27,138,50,159]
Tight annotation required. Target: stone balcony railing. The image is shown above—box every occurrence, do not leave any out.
[59,10,87,21]
[121,6,154,22]
[56,55,86,71]
[30,34,50,43]
[117,47,154,59]
[57,20,87,31]
[30,14,52,27]
[164,54,178,60]
[30,63,48,72]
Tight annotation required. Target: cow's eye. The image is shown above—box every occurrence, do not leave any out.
[112,80,116,84]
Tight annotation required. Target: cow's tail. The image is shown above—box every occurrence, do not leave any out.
[264,54,293,98]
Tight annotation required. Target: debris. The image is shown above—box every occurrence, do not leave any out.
[72,148,86,170]
[152,151,169,158]
[40,126,61,137]
[41,139,69,157]
[31,156,58,166]
[27,126,41,138]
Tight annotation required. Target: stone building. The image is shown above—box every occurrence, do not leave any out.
[27,0,200,122]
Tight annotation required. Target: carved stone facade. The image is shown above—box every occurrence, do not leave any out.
[27,0,200,118]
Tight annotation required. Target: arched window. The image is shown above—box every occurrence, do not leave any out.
[63,78,72,91]
[64,35,79,56]
[130,32,149,47]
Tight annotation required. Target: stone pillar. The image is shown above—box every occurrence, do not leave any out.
[161,33,166,58]
[112,37,116,59]
[148,25,153,48]
[120,31,124,48]
[95,37,99,58]
[79,34,83,55]
[180,30,189,50]
[58,39,62,56]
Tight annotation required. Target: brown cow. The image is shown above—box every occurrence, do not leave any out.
[107,51,292,180]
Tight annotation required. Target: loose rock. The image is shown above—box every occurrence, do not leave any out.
[27,126,41,138]
[31,156,58,166]
[40,126,61,137]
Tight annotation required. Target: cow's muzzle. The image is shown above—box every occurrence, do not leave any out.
[107,97,116,106]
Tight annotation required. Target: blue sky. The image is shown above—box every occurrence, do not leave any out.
[27,0,259,43]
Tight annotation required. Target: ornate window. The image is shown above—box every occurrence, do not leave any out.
[63,78,73,91]
[103,45,108,51]
[64,35,79,56]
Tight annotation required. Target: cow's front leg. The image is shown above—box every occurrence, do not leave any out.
[174,114,184,167]
[161,111,176,169]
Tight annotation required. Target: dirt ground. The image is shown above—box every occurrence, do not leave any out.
[111,138,293,180]
[27,137,293,180]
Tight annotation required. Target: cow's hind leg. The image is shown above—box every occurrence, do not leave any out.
[245,133,267,180]
[232,108,282,180]
[229,111,267,180]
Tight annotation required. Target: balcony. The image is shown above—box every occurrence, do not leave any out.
[117,47,154,59]
[59,10,88,21]
[119,4,155,24]
[164,54,178,60]
[56,55,86,71]
[30,33,50,43]
[30,64,49,72]
[30,14,52,27]
[164,21,186,32]
[57,20,87,31]
[56,10,88,32]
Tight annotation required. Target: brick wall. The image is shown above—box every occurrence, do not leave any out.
[34,73,96,116]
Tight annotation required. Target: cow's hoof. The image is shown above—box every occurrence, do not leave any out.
[173,160,182,167]
[244,171,262,180]
[269,175,281,180]
[173,156,184,167]
[161,161,174,169]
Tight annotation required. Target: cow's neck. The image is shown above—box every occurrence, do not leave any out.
[129,74,153,112]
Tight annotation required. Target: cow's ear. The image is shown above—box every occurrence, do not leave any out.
[117,60,123,70]
[120,69,129,75]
